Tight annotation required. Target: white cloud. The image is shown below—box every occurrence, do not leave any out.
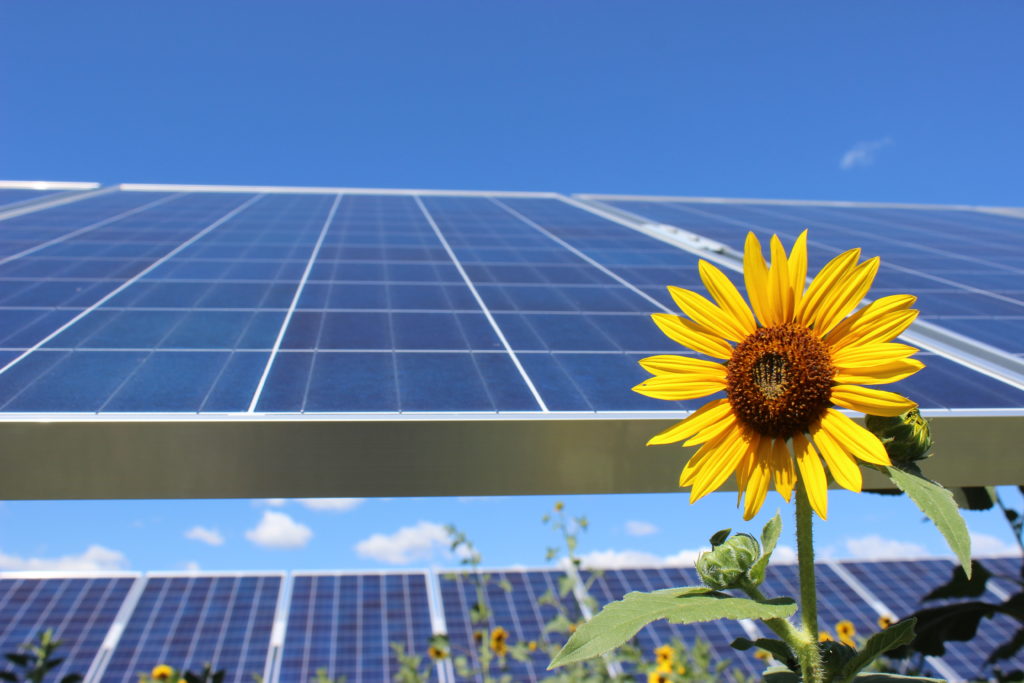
[245,511,312,549]
[183,561,201,571]
[770,545,798,564]
[625,521,658,537]
[839,137,892,170]
[184,526,224,547]
[971,532,1021,558]
[257,499,287,507]
[845,534,930,560]
[296,498,365,512]
[0,545,128,571]
[577,549,665,569]
[355,521,450,565]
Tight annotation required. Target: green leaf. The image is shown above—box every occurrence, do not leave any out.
[885,465,971,577]
[5,653,29,667]
[923,561,990,600]
[548,586,796,668]
[730,636,793,664]
[838,618,917,680]
[749,511,783,585]
[709,528,731,547]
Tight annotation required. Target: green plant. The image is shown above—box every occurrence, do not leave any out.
[0,629,81,683]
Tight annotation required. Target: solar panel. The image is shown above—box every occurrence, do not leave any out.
[279,572,435,683]
[96,573,280,683]
[439,568,580,681]
[0,574,137,683]
[839,558,1024,679]
[0,184,1020,500]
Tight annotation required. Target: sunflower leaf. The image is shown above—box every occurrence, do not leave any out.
[837,618,917,681]
[548,587,796,668]
[884,465,971,578]
[749,510,783,586]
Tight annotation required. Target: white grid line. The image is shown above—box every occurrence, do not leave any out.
[247,193,343,413]
[0,194,264,379]
[414,195,549,412]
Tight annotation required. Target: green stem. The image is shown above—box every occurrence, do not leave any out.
[739,580,809,653]
[795,478,824,683]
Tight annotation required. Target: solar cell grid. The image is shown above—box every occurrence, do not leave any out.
[99,575,279,683]
[0,576,135,683]
[0,188,69,209]
[439,569,578,682]
[280,573,434,683]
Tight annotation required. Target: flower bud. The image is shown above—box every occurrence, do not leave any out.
[865,407,933,464]
[696,532,760,590]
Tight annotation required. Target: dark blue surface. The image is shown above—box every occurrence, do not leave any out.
[100,574,279,683]
[0,190,1020,414]
[0,188,66,208]
[0,576,135,683]
[281,573,434,683]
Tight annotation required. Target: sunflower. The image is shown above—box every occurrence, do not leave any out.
[877,614,895,630]
[836,619,857,647]
[654,644,674,666]
[150,665,174,681]
[634,231,922,520]
[489,626,509,656]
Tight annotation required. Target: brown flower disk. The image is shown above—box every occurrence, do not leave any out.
[726,322,834,438]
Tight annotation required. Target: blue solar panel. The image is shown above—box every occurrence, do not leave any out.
[0,188,69,209]
[280,572,434,683]
[440,568,582,681]
[0,575,136,682]
[99,574,280,683]
[841,558,1024,679]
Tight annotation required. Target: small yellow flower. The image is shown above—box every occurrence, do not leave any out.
[676,664,686,675]
[527,640,538,652]
[489,626,509,656]
[836,620,856,647]
[636,231,921,520]
[427,645,447,660]
[177,679,187,683]
[554,501,564,512]
[878,615,894,630]
[656,660,673,673]
[568,622,577,633]
[151,666,173,681]
[818,631,833,642]
[754,650,772,662]
[654,644,674,665]
[647,672,670,683]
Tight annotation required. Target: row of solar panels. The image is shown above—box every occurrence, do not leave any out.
[0,182,1021,416]
[0,557,1019,683]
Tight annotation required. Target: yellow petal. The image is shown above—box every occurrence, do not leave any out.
[788,230,809,310]
[831,385,918,417]
[793,433,828,519]
[647,398,730,446]
[819,409,891,466]
[638,355,728,378]
[632,375,726,400]
[734,434,767,499]
[769,235,793,323]
[797,248,861,327]
[667,287,750,342]
[689,428,752,502]
[771,438,796,503]
[743,456,771,521]
[831,342,919,368]
[698,260,757,336]
[744,232,775,326]
[827,297,917,350]
[811,420,863,492]
[651,314,733,359]
[684,409,739,447]
[679,425,734,485]
[833,358,924,385]
[813,257,880,337]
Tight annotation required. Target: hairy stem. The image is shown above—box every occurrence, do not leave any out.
[795,478,823,683]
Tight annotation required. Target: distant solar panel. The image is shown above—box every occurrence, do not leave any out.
[280,572,434,683]
[96,574,280,683]
[0,184,1020,500]
[0,575,137,683]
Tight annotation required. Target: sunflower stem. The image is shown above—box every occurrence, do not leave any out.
[738,580,810,656]
[795,477,824,683]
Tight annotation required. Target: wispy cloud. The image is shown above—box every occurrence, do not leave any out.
[184,526,225,547]
[245,511,312,549]
[971,532,1021,557]
[355,521,450,565]
[0,545,128,571]
[840,137,892,170]
[624,520,658,537]
[296,498,365,512]
[574,543,796,570]
[845,534,930,560]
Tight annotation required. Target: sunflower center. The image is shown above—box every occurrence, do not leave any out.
[726,322,834,438]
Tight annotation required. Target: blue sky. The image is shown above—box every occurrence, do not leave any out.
[0,1,1022,573]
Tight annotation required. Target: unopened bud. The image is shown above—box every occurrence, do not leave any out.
[865,407,933,464]
[696,532,760,590]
